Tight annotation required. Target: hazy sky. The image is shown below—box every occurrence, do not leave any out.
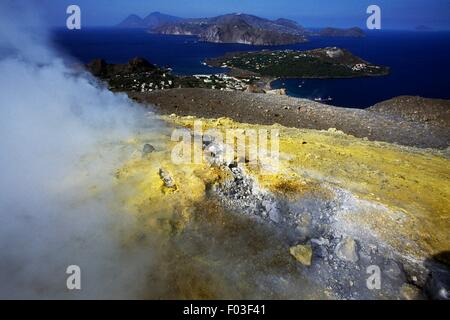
[35,0,450,30]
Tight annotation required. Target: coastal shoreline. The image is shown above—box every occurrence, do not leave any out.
[204,48,390,97]
[85,57,449,150]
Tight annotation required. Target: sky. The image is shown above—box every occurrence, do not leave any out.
[32,0,450,30]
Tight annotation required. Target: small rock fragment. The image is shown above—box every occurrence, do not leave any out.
[297,212,311,227]
[311,237,330,246]
[384,260,404,280]
[268,208,280,223]
[290,244,313,266]
[335,237,359,263]
[159,168,176,189]
[262,200,280,223]
[142,143,155,155]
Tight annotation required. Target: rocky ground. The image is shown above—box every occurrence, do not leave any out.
[109,114,449,299]
[128,88,450,149]
[368,96,450,128]
[89,72,450,299]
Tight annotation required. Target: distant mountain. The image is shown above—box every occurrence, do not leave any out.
[142,12,184,29]
[117,12,365,45]
[117,12,183,29]
[273,18,305,31]
[152,13,308,45]
[117,14,145,28]
[317,27,365,37]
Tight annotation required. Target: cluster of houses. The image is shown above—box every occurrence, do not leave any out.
[350,63,381,72]
[222,50,299,71]
[136,72,175,92]
[221,49,333,72]
[113,72,259,93]
[108,71,177,92]
[192,74,257,91]
[351,63,368,71]
[107,60,266,93]
[139,78,174,92]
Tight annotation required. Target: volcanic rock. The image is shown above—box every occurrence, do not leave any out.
[335,237,359,263]
[290,243,313,266]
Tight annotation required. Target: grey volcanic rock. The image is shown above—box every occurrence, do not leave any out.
[153,13,307,45]
[334,237,359,263]
[129,88,450,149]
[383,260,405,281]
[368,96,450,128]
[142,143,155,155]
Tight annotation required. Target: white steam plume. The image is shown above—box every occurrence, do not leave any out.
[0,1,160,299]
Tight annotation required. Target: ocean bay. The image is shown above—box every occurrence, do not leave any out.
[53,28,450,108]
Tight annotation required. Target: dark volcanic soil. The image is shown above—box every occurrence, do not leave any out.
[128,88,450,149]
[368,96,450,128]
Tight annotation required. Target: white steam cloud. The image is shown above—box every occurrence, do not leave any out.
[0,1,160,299]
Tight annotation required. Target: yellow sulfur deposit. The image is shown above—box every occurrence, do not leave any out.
[111,115,449,267]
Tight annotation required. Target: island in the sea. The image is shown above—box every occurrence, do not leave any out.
[118,12,366,46]
[86,48,389,95]
[206,47,389,78]
[152,13,308,45]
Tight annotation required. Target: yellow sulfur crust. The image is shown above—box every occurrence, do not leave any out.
[113,115,450,264]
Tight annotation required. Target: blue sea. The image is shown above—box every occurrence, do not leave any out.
[53,28,450,108]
